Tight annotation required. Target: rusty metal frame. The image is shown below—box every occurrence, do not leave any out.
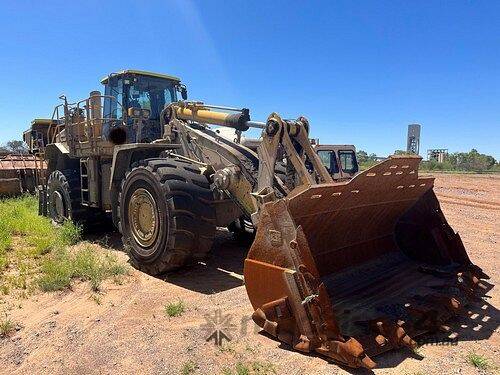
[244,156,490,368]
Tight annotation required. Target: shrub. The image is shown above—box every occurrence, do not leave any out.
[0,314,15,337]
[165,300,185,317]
[38,245,128,292]
[467,352,490,369]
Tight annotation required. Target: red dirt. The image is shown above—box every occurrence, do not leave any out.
[0,173,498,374]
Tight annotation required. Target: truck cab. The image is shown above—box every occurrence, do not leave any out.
[238,134,359,181]
[23,119,53,154]
[314,144,358,180]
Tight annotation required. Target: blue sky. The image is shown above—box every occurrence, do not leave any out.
[0,0,498,158]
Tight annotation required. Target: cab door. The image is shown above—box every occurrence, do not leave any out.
[316,148,341,180]
[337,148,359,179]
[315,145,359,181]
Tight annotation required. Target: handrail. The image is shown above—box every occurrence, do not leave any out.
[47,94,126,146]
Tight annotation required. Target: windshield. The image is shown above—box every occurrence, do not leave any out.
[317,150,340,174]
[124,75,177,120]
[103,74,178,120]
[338,150,359,174]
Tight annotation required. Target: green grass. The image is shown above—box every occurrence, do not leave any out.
[0,196,82,264]
[0,195,79,250]
[235,363,250,375]
[250,362,276,374]
[467,352,490,370]
[223,362,276,375]
[0,195,127,295]
[0,314,15,337]
[181,360,198,374]
[165,300,185,317]
[38,245,128,292]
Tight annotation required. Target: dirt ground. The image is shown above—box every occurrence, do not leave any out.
[0,173,498,375]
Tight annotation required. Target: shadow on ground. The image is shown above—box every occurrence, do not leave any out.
[84,227,249,294]
[163,231,249,294]
[82,226,498,372]
[258,281,498,374]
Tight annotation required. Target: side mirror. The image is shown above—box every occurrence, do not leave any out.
[179,84,188,100]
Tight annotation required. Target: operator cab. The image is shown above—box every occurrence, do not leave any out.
[315,144,359,180]
[101,70,187,142]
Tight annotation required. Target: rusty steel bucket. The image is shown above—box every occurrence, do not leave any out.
[244,155,489,368]
[0,154,45,197]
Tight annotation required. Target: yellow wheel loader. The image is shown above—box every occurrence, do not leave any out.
[28,70,489,368]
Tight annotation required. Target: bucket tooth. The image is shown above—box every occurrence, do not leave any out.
[439,324,451,333]
[316,337,376,369]
[355,334,390,354]
[368,318,417,349]
[294,335,311,352]
[460,271,479,286]
[426,294,463,315]
[467,264,489,280]
[407,293,463,332]
[406,303,442,332]
[243,156,492,368]
[251,296,296,344]
[460,271,488,291]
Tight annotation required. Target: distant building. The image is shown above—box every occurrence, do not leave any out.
[406,124,421,155]
[427,148,448,163]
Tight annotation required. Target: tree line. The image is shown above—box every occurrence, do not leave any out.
[422,149,498,172]
[0,140,28,155]
[357,149,499,172]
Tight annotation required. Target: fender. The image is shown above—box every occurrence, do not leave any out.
[45,143,76,174]
[108,143,181,225]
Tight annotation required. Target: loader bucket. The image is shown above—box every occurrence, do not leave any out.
[244,155,489,368]
[0,154,43,197]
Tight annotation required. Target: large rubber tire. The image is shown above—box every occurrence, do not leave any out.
[46,169,91,225]
[228,217,255,244]
[118,158,216,275]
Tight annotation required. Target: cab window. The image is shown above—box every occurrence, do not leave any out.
[103,76,123,119]
[124,76,177,120]
[338,150,359,173]
[317,150,339,174]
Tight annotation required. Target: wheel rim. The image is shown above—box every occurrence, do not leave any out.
[128,188,159,250]
[52,191,65,221]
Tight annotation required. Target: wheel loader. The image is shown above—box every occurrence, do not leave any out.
[28,70,489,368]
